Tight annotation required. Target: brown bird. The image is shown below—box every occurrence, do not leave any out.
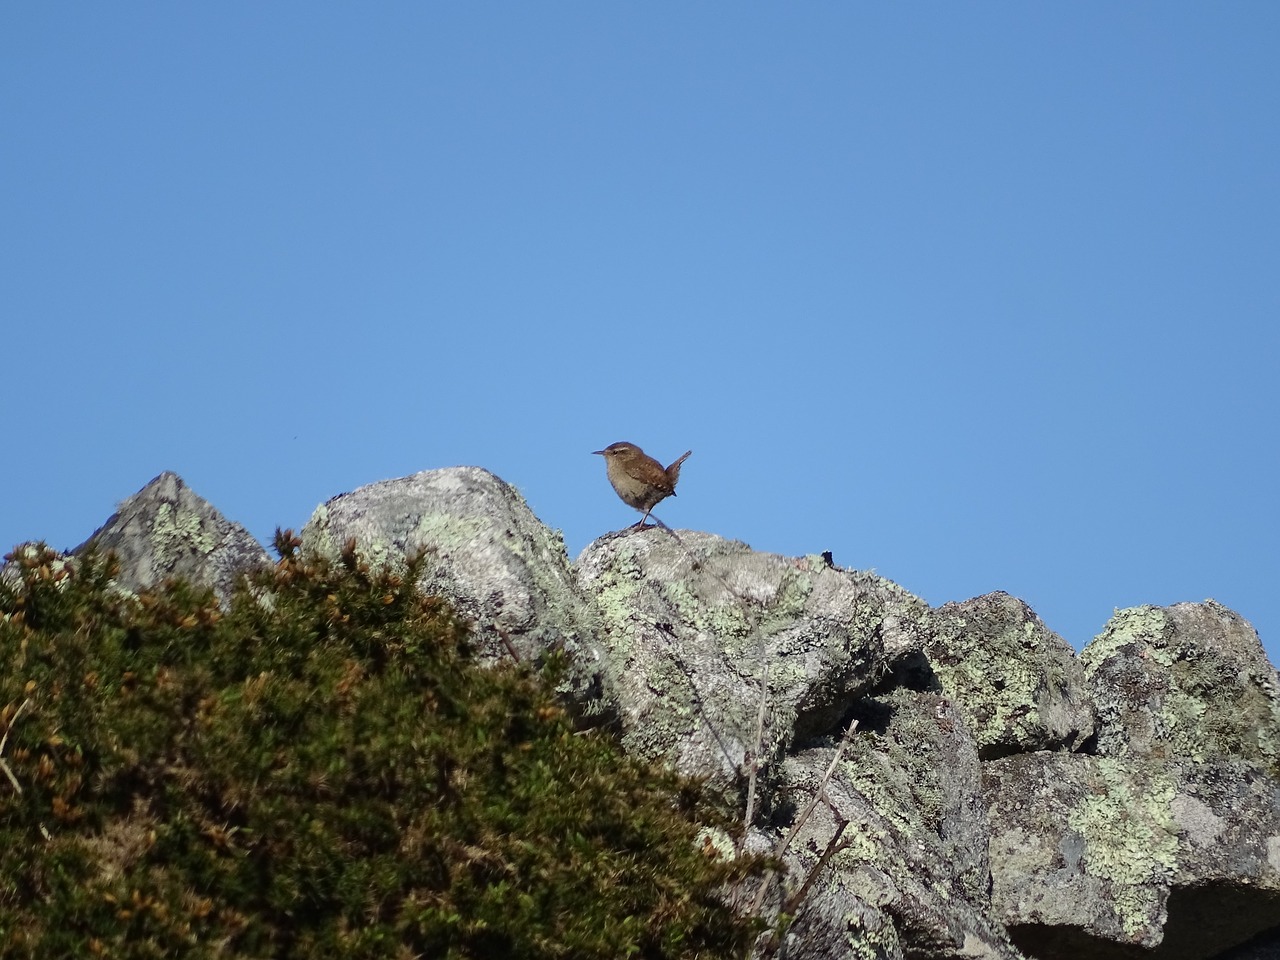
[592,441,692,529]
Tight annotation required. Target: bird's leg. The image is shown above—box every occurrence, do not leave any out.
[646,514,685,544]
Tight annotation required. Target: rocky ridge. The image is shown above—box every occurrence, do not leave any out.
[8,468,1279,960]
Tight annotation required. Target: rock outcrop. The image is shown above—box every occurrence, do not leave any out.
[774,686,1020,959]
[38,468,1280,960]
[983,600,1280,960]
[299,467,607,710]
[73,471,269,603]
[573,530,919,791]
[923,592,1095,758]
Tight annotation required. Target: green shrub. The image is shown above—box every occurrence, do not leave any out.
[0,537,765,959]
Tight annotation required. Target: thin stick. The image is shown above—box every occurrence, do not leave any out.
[750,720,858,916]
[0,698,32,795]
[0,760,20,795]
[756,822,852,959]
[782,821,849,915]
[740,663,771,849]
[495,628,522,663]
[772,719,857,858]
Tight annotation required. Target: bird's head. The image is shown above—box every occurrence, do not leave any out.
[592,441,643,459]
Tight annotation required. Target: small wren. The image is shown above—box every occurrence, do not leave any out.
[592,441,692,528]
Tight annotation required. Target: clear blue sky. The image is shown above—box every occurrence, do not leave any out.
[4,6,1277,656]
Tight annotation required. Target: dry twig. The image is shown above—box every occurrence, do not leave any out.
[750,719,859,918]
[739,662,771,851]
[0,697,32,795]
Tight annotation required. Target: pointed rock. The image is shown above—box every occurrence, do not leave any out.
[76,472,268,603]
[1082,601,1280,768]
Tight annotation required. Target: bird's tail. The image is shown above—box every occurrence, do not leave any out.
[665,450,692,488]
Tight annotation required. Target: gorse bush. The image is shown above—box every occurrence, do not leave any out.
[0,536,766,958]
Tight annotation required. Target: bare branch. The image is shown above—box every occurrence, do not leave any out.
[0,697,32,795]
[740,663,771,850]
[773,719,857,859]
[495,628,522,663]
[750,719,859,918]
[782,820,848,916]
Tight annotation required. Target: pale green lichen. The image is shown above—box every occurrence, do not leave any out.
[1,548,77,622]
[152,501,217,557]
[667,576,755,649]
[1084,604,1280,774]
[925,598,1085,755]
[1080,606,1175,674]
[938,650,1037,746]
[591,547,645,640]
[844,908,902,959]
[770,568,815,621]
[836,818,893,865]
[661,577,700,622]
[851,604,884,638]
[411,512,487,555]
[1065,757,1178,939]
[1162,689,1209,762]
[648,565,769,663]
[695,825,737,861]
[769,660,808,691]
[298,504,334,555]
[841,699,947,836]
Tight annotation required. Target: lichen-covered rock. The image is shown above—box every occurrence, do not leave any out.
[74,471,269,604]
[1,543,75,597]
[21,467,1280,959]
[984,599,1280,960]
[985,753,1178,953]
[985,749,1280,960]
[1159,760,1280,959]
[773,689,1020,960]
[923,592,1095,759]
[1023,601,1280,958]
[300,467,606,708]
[1081,601,1280,770]
[573,530,921,789]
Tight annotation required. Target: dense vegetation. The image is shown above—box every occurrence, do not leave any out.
[0,536,766,958]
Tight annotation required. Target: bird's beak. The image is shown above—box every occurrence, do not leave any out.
[591,450,605,456]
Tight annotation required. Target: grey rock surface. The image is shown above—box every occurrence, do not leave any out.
[74,471,269,603]
[300,466,606,708]
[923,592,1095,759]
[1081,601,1280,770]
[983,602,1280,960]
[985,750,1280,960]
[773,689,1020,960]
[573,530,922,791]
[985,752,1177,953]
[39,469,1280,959]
